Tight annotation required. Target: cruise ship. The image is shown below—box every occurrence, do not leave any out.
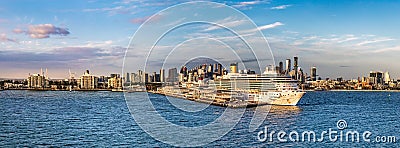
[210,66,305,106]
[158,64,305,107]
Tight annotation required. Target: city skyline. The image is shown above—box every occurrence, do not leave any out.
[1,0,400,79]
[3,58,398,91]
[9,57,396,83]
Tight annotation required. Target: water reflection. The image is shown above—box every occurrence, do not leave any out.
[264,105,302,128]
[268,105,301,116]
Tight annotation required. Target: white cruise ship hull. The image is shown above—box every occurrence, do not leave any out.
[270,92,305,106]
[256,91,305,106]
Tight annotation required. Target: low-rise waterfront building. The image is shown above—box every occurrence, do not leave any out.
[27,72,49,89]
[108,74,122,89]
[78,70,98,89]
[26,68,49,89]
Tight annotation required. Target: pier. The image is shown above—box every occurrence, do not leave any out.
[147,86,267,108]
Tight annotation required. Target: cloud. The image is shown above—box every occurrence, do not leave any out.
[238,1,260,5]
[203,17,247,31]
[0,46,126,78]
[339,65,351,68]
[83,40,115,49]
[337,35,358,43]
[242,22,284,33]
[130,14,162,24]
[0,46,125,62]
[0,33,16,42]
[268,32,400,79]
[241,58,271,63]
[200,17,282,34]
[84,6,122,12]
[356,38,395,46]
[258,22,284,30]
[369,45,400,53]
[232,1,262,8]
[231,0,269,9]
[0,18,8,23]
[83,5,137,15]
[130,16,149,24]
[271,5,292,10]
[13,24,70,39]
[271,32,400,56]
[164,17,186,27]
[282,34,394,48]
[117,0,178,6]
[12,28,24,34]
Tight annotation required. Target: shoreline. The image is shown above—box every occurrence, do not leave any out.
[3,88,400,92]
[1,88,119,91]
[148,91,264,108]
[305,89,400,92]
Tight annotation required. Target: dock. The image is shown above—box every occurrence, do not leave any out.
[148,87,267,108]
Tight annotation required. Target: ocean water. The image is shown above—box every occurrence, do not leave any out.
[0,90,398,147]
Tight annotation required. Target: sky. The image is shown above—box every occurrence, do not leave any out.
[0,0,399,79]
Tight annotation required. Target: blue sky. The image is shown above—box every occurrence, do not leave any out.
[0,0,399,79]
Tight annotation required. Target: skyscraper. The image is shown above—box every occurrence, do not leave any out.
[144,73,149,83]
[311,66,317,81]
[384,72,390,84]
[207,64,213,73]
[125,73,130,83]
[217,63,222,76]
[160,69,165,83]
[369,71,383,85]
[168,68,178,82]
[207,64,213,78]
[130,73,135,83]
[285,59,291,74]
[278,62,283,74]
[294,57,298,80]
[138,70,144,83]
[152,72,157,82]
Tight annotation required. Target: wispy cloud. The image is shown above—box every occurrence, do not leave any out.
[370,45,400,53]
[130,14,163,24]
[257,22,284,30]
[0,45,125,63]
[164,17,186,27]
[83,40,114,48]
[0,33,16,42]
[0,18,8,23]
[13,24,70,39]
[339,65,352,68]
[269,32,399,58]
[203,17,248,31]
[239,22,284,34]
[356,38,395,46]
[231,0,268,9]
[337,35,358,43]
[116,0,179,6]
[271,5,292,10]
[130,16,151,24]
[100,0,183,15]
[282,34,395,48]
[83,5,137,15]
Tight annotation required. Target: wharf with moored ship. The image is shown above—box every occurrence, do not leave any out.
[141,64,305,108]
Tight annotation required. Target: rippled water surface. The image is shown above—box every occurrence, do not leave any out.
[0,90,399,147]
